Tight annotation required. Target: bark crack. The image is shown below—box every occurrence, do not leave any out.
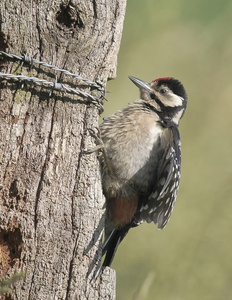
[65,107,89,299]
[28,99,57,299]
[36,7,43,59]
[34,101,56,233]
[93,0,98,19]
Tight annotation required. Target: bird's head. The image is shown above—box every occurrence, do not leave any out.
[129,75,187,127]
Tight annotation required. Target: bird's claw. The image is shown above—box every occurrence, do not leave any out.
[83,127,105,154]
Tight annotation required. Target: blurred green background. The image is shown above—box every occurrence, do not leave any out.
[101,0,232,299]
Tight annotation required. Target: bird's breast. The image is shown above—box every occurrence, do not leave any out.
[103,114,164,189]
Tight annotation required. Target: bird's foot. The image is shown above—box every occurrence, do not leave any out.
[84,128,115,176]
[83,128,105,154]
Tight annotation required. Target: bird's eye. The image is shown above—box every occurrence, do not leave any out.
[160,88,168,94]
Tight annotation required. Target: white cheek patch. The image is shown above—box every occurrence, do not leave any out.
[172,109,184,125]
[160,93,184,107]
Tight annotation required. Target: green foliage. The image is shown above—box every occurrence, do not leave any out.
[103,0,232,299]
[0,272,25,295]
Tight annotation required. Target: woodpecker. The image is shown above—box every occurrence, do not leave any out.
[99,76,187,267]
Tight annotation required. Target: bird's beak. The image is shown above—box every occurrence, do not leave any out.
[128,76,153,93]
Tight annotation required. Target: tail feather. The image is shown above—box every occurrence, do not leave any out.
[102,225,131,267]
[102,222,139,267]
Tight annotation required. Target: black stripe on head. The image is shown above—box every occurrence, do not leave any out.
[153,78,188,101]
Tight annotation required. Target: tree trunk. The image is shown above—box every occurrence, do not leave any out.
[0,0,126,299]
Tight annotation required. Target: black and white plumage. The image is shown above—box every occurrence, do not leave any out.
[137,126,181,229]
[100,76,187,266]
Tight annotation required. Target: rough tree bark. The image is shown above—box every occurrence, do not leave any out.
[0,0,126,299]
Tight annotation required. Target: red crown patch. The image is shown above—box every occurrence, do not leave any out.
[153,77,172,82]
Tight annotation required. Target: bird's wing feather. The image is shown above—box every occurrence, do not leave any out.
[138,127,181,229]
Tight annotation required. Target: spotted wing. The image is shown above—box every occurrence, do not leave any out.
[138,127,181,229]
